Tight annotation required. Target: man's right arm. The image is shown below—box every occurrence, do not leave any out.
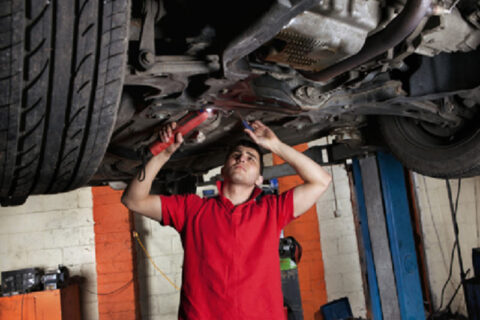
[121,123,183,222]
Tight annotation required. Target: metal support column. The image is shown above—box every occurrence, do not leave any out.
[352,153,425,319]
[352,159,383,320]
[358,155,401,319]
[377,152,425,319]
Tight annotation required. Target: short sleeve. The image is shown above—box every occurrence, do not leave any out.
[160,194,202,233]
[262,189,295,232]
[271,188,296,232]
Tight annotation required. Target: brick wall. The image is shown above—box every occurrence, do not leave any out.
[0,188,99,320]
[414,174,480,315]
[316,164,366,317]
[134,214,182,320]
[92,186,140,320]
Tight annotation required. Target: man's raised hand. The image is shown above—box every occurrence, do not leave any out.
[244,120,280,152]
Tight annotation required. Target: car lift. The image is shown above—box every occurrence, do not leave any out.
[352,152,425,319]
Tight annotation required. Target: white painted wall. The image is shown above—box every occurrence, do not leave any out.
[134,214,183,320]
[307,138,366,317]
[316,164,367,317]
[414,174,480,315]
[0,188,98,320]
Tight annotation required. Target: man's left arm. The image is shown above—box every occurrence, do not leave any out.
[246,121,332,218]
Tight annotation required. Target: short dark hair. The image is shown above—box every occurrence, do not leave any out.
[225,139,264,174]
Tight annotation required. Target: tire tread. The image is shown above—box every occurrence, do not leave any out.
[0,0,128,204]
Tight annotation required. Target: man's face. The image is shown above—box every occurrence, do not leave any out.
[222,145,263,186]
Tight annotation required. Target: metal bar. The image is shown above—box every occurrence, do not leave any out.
[148,55,220,75]
[262,144,377,180]
[377,152,425,319]
[359,156,401,319]
[352,159,383,320]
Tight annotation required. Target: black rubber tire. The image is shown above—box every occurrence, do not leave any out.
[378,114,480,178]
[0,0,129,205]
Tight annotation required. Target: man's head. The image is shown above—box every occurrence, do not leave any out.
[221,140,264,186]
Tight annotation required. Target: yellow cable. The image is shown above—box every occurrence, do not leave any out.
[133,231,180,291]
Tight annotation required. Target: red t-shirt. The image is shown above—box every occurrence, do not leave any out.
[160,181,295,320]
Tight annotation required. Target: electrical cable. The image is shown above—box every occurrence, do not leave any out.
[133,231,180,291]
[85,279,134,296]
[435,178,463,313]
[137,148,148,182]
[438,241,458,310]
[423,175,451,280]
[84,231,179,296]
[445,269,471,311]
[445,178,469,315]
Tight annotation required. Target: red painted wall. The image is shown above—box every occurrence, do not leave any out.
[93,187,140,320]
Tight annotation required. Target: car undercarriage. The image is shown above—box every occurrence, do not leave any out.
[1,0,480,204]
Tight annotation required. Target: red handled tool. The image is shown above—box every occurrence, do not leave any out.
[149,110,210,156]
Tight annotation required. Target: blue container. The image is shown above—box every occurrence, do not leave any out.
[473,248,480,278]
[320,297,353,320]
[465,278,480,320]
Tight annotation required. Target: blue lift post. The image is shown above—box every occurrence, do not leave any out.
[377,152,425,320]
[352,159,383,320]
[352,153,425,319]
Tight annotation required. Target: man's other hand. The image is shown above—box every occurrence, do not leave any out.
[159,122,184,156]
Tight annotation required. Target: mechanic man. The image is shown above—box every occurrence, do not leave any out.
[122,120,332,319]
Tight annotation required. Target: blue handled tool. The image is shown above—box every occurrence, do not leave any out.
[236,111,254,131]
[242,119,254,131]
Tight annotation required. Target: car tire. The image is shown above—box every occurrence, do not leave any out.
[378,113,480,178]
[0,0,129,205]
